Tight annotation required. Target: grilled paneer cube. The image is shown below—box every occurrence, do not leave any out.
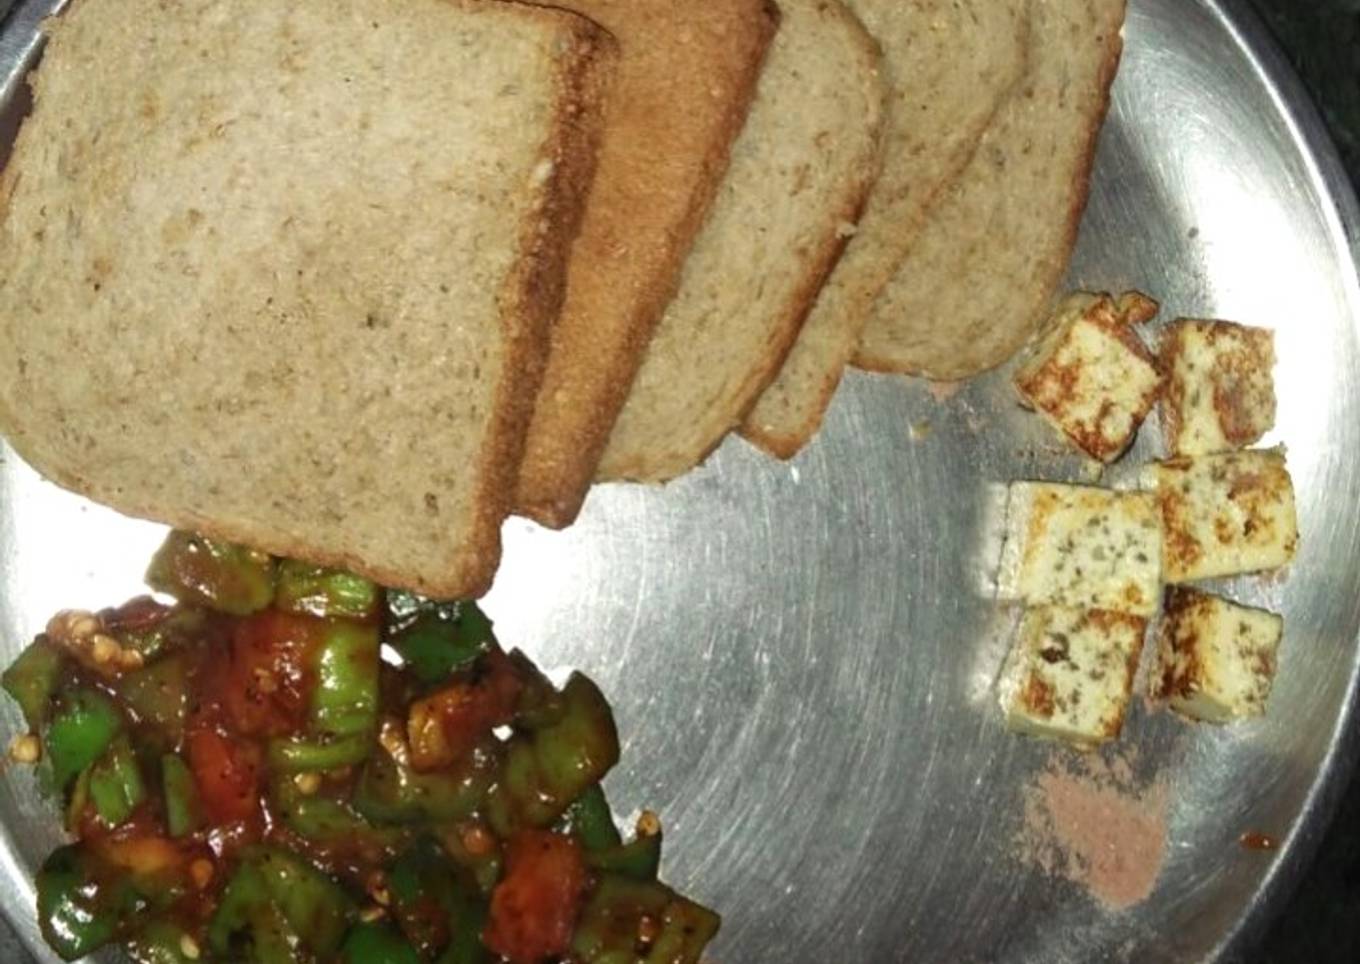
[1151,586,1283,723]
[998,481,1162,617]
[999,605,1147,746]
[1143,449,1299,583]
[1160,319,1276,457]
[1014,291,1163,462]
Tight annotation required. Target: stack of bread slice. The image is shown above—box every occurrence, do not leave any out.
[0,0,1129,598]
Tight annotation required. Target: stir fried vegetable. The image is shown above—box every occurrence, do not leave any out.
[341,920,424,964]
[37,843,145,959]
[146,532,275,616]
[485,675,620,836]
[484,830,587,963]
[3,530,719,962]
[46,687,123,790]
[570,876,721,964]
[160,754,202,838]
[387,593,496,686]
[275,561,380,621]
[208,846,355,960]
[385,837,488,959]
[88,735,147,827]
[2,638,64,729]
[118,653,189,749]
[352,730,498,825]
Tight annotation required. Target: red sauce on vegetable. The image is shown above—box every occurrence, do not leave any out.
[4,531,716,963]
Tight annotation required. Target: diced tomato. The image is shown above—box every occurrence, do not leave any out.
[185,726,262,826]
[222,610,323,736]
[484,830,587,964]
[407,651,522,772]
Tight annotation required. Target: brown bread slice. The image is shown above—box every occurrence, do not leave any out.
[0,0,614,597]
[514,0,778,525]
[854,0,1127,379]
[740,0,1031,458]
[595,0,886,483]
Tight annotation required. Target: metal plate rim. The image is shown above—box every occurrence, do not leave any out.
[1197,0,1360,958]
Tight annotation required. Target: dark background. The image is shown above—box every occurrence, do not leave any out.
[0,0,1356,961]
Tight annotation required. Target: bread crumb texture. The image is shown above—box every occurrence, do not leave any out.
[0,0,606,596]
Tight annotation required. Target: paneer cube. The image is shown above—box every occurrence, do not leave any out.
[1160,319,1276,456]
[1014,291,1163,462]
[1150,586,1284,723]
[998,481,1162,617]
[1143,448,1298,583]
[998,605,1147,746]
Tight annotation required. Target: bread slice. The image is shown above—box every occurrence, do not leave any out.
[595,0,886,483]
[854,0,1127,379]
[513,0,778,525]
[0,0,614,598]
[740,0,1031,458]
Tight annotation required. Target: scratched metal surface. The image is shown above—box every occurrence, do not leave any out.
[0,0,1358,961]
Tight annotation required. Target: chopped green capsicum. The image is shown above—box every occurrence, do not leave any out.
[276,561,380,621]
[88,735,146,827]
[266,732,371,773]
[160,754,202,838]
[353,737,497,824]
[560,785,622,852]
[341,921,424,964]
[265,618,380,771]
[117,653,188,748]
[206,860,300,964]
[125,919,198,962]
[269,773,411,854]
[2,637,64,730]
[505,649,565,731]
[37,843,148,961]
[310,620,380,738]
[146,531,275,616]
[209,846,354,962]
[125,917,200,964]
[386,838,488,961]
[253,845,355,956]
[386,596,495,687]
[64,767,92,833]
[485,673,620,836]
[587,831,662,882]
[570,874,720,964]
[46,687,123,790]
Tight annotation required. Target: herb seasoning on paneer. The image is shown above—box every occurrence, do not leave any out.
[1160,319,1276,457]
[998,482,1163,617]
[1151,587,1284,723]
[999,606,1148,747]
[1014,291,1163,463]
[1143,448,1299,583]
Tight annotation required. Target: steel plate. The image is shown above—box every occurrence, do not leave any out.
[1,0,1359,960]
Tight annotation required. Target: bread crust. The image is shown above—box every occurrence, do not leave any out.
[851,0,1128,381]
[739,0,1032,460]
[468,23,618,585]
[596,0,886,483]
[0,0,615,598]
[513,0,779,526]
